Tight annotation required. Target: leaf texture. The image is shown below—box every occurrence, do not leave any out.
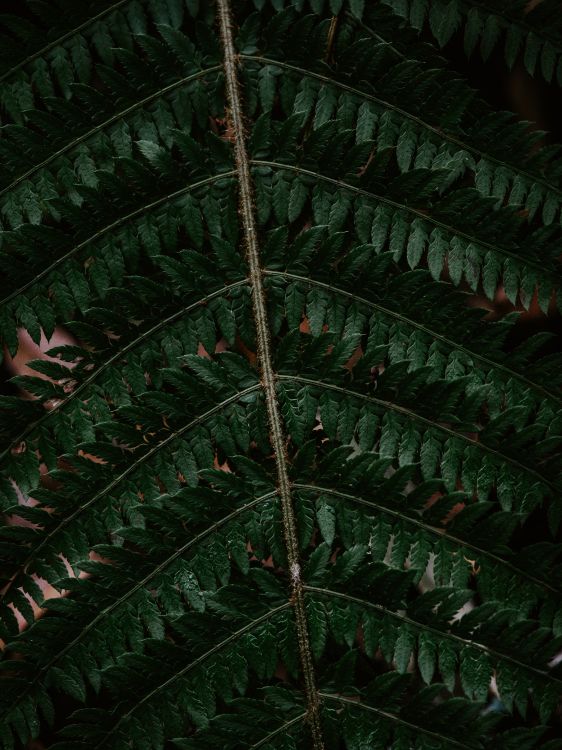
[0,1,561,749]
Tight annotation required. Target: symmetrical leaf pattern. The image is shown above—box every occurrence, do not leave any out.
[0,1,561,749]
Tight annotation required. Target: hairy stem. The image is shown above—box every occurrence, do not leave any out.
[216,1,324,747]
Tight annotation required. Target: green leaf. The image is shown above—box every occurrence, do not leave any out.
[0,5,561,750]
[316,499,336,545]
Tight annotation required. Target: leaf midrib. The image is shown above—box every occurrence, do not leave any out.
[216,0,324,745]
[0,383,262,608]
[93,602,291,749]
[265,269,562,406]
[319,693,477,750]
[306,587,562,686]
[0,66,222,201]
[278,375,558,496]
[252,160,559,279]
[0,279,250,467]
[0,170,237,309]
[248,713,307,750]
[241,54,562,202]
[0,0,131,84]
[293,483,559,594]
[0,490,277,727]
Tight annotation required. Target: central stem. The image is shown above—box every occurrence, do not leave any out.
[216,2,324,748]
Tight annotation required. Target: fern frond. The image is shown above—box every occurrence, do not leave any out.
[240,5,562,226]
[379,0,562,85]
[1,1,561,748]
[0,1,130,84]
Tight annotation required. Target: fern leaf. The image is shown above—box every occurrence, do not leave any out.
[0,1,561,749]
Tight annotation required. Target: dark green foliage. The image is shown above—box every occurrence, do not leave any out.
[380,0,562,83]
[0,1,561,748]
